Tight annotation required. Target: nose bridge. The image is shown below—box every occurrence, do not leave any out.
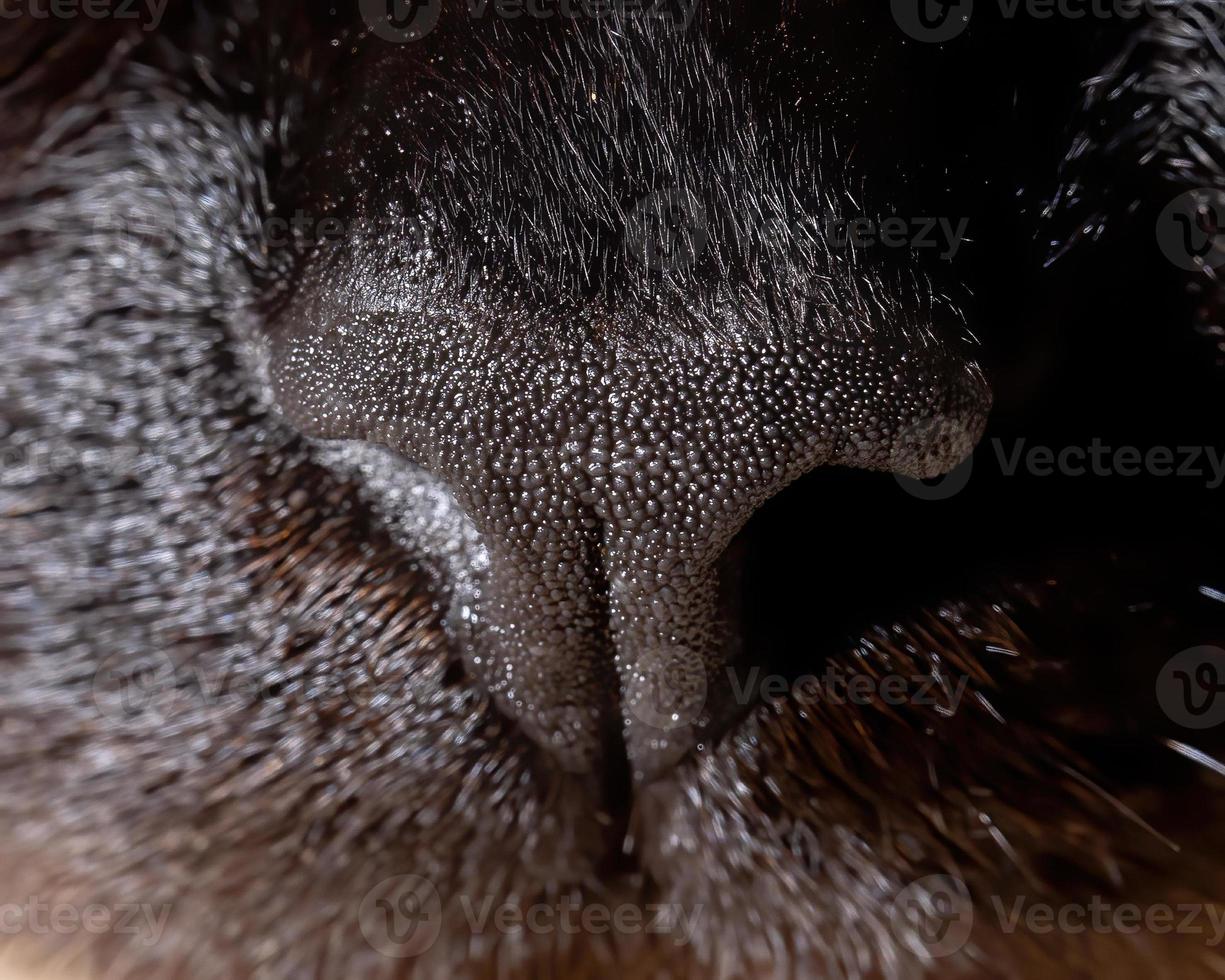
[448,349,730,780]
[445,353,618,776]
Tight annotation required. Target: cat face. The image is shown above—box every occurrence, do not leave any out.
[2,4,1224,978]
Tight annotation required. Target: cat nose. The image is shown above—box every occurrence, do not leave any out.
[268,319,990,780]
[258,4,994,782]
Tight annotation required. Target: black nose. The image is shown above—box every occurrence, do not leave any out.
[260,11,992,780]
[269,311,989,779]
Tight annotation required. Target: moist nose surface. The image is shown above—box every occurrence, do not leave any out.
[258,8,995,780]
[270,317,991,780]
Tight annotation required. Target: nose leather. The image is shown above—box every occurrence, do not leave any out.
[270,315,989,779]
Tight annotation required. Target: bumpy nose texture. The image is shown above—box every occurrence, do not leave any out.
[601,339,987,778]
[269,316,989,779]
[260,11,993,780]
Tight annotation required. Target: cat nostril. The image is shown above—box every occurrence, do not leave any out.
[596,337,992,780]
